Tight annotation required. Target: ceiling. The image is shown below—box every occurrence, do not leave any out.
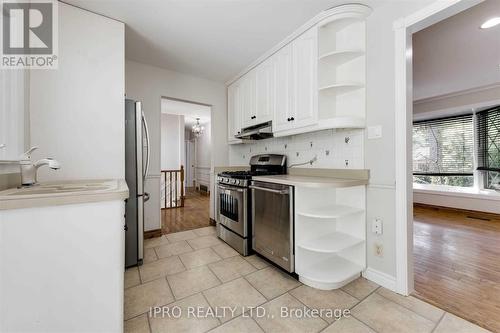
[413,0,500,101]
[161,98,211,129]
[63,0,377,82]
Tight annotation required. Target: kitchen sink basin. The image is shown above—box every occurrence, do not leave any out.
[0,180,118,198]
[0,179,129,210]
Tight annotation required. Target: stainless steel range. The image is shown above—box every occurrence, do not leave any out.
[216,154,286,256]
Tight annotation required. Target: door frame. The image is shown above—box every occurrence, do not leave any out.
[393,0,483,295]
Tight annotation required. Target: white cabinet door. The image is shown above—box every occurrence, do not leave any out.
[292,27,317,129]
[227,84,237,142]
[241,70,256,129]
[273,44,294,133]
[0,71,27,161]
[227,81,243,143]
[255,58,274,124]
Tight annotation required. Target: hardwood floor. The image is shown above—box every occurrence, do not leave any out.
[413,204,500,332]
[161,188,211,234]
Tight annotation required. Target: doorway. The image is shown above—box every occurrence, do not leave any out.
[395,0,500,331]
[160,97,212,234]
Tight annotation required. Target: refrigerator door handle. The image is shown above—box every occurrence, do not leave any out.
[142,111,151,180]
[137,194,144,262]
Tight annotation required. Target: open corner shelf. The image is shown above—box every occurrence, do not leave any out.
[318,50,364,65]
[298,232,364,253]
[318,17,364,32]
[316,117,365,130]
[298,256,363,288]
[297,204,364,219]
[318,82,364,95]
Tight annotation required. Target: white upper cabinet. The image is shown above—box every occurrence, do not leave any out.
[227,80,243,143]
[241,70,256,129]
[226,4,370,140]
[227,83,237,141]
[255,57,274,125]
[273,44,294,133]
[0,71,27,161]
[273,27,317,134]
[291,26,318,130]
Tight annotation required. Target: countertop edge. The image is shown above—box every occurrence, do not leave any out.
[252,175,368,188]
[0,179,129,211]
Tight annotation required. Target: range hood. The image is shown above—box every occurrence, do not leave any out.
[235,121,273,140]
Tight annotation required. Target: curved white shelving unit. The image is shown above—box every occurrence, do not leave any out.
[298,256,363,290]
[315,117,365,130]
[318,16,364,32]
[298,204,364,219]
[318,50,364,65]
[318,82,364,95]
[298,232,363,253]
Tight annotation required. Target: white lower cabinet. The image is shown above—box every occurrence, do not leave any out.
[255,57,274,125]
[0,200,126,332]
[294,185,366,290]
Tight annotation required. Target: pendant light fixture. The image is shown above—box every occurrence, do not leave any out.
[192,118,205,137]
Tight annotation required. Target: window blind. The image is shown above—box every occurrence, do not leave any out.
[413,114,474,176]
[477,106,500,173]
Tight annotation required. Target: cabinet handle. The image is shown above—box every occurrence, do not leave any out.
[251,116,256,119]
[290,117,295,121]
[287,118,290,122]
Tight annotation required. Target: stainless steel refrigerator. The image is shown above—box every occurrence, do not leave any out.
[125,99,150,267]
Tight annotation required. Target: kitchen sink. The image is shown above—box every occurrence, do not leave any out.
[0,180,118,198]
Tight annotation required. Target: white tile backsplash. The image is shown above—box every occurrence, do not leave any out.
[229,129,364,169]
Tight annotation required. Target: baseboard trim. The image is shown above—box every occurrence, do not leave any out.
[414,202,500,219]
[144,229,162,239]
[363,268,396,292]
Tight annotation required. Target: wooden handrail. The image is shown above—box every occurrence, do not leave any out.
[161,165,185,209]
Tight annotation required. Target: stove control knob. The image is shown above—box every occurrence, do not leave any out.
[232,179,237,185]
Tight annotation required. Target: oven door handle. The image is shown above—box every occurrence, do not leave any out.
[218,184,246,193]
[249,185,289,195]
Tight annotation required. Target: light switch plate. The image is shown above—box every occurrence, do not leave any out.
[367,126,382,139]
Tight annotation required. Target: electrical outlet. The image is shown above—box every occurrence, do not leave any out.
[374,243,383,257]
[372,218,383,235]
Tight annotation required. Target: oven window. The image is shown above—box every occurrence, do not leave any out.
[219,193,239,222]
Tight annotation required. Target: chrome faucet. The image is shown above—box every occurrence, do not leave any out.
[19,147,61,186]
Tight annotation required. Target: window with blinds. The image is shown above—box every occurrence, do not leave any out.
[477,106,500,190]
[413,114,474,187]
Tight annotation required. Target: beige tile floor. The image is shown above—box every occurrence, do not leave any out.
[125,226,490,333]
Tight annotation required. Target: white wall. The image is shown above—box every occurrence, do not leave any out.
[29,2,125,181]
[0,71,28,164]
[195,121,212,187]
[161,114,184,170]
[195,121,211,168]
[413,0,500,101]
[125,60,227,231]
[359,1,439,284]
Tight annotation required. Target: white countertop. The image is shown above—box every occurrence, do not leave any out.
[252,174,368,188]
[0,179,129,210]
